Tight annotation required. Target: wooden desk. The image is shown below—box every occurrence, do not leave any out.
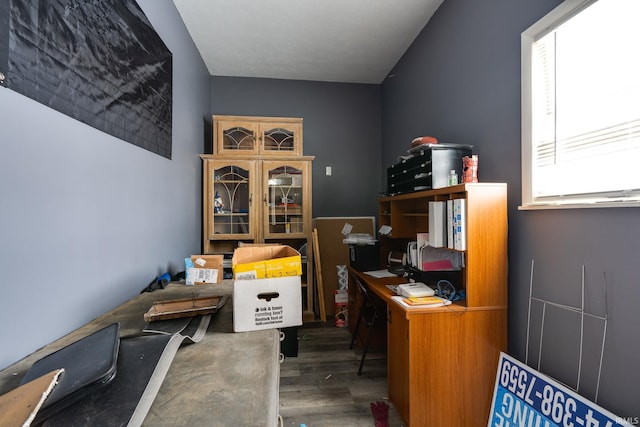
[349,267,507,427]
[0,282,281,427]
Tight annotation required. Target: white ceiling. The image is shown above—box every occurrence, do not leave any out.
[172,0,444,84]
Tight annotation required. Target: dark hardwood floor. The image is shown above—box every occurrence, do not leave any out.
[279,323,405,426]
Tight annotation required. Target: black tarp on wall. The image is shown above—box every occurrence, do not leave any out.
[1,0,173,158]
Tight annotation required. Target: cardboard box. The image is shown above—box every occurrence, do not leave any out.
[232,245,302,279]
[187,255,223,284]
[233,276,302,332]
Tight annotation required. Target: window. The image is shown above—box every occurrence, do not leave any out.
[521,0,640,209]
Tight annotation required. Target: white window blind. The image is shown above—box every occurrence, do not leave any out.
[522,0,640,208]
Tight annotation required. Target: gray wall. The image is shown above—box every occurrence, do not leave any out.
[0,0,210,369]
[210,77,382,218]
[382,0,639,416]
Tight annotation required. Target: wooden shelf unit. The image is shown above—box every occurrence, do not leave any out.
[378,183,508,308]
[352,182,508,426]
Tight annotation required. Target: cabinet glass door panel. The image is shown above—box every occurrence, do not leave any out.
[264,164,304,236]
[222,126,256,152]
[262,127,295,153]
[211,164,252,237]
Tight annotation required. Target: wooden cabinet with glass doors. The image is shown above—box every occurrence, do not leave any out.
[201,115,315,318]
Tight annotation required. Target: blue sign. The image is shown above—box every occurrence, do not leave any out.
[489,352,635,427]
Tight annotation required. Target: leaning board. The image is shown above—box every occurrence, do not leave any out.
[312,217,375,318]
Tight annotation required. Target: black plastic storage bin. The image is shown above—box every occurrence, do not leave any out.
[349,244,380,272]
[280,326,299,357]
[387,143,472,195]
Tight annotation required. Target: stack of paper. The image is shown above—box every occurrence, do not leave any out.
[391,295,452,308]
[397,282,435,298]
[403,295,452,306]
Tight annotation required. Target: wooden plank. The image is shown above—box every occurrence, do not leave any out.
[0,369,63,427]
[304,236,315,322]
[312,217,375,316]
[312,228,327,321]
[143,295,227,322]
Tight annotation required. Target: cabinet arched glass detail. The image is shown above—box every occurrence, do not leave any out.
[222,126,255,151]
[263,127,295,152]
[265,164,304,236]
[209,161,254,239]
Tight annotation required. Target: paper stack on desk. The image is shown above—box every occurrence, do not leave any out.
[397,282,435,298]
[391,295,452,308]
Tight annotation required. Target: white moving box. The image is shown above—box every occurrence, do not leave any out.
[233,276,302,332]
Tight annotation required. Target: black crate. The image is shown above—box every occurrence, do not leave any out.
[387,144,472,195]
[280,327,299,357]
[349,244,380,272]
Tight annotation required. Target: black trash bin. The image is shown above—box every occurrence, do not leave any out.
[280,326,299,357]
